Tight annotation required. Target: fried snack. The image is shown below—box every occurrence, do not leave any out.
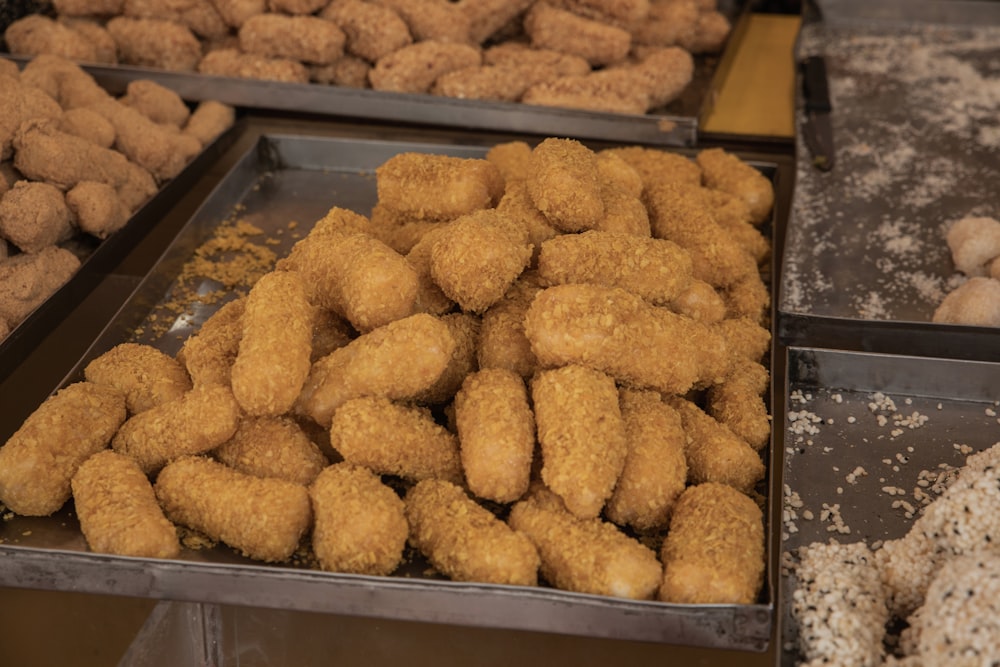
[595,151,643,198]
[681,9,731,54]
[84,342,192,414]
[461,0,534,43]
[4,14,102,62]
[59,18,119,64]
[618,46,694,108]
[659,482,764,604]
[0,382,125,516]
[412,311,480,404]
[476,274,541,379]
[53,0,125,16]
[71,450,180,558]
[238,14,345,66]
[429,210,532,313]
[375,153,502,221]
[521,69,650,115]
[508,486,662,600]
[933,276,1000,326]
[66,181,130,239]
[531,364,626,519]
[454,368,534,503]
[319,0,412,63]
[485,140,533,183]
[295,313,455,427]
[703,188,770,264]
[547,0,650,26]
[483,42,591,77]
[268,0,329,14]
[308,307,354,362]
[601,146,701,191]
[632,0,699,48]
[177,297,245,386]
[12,119,132,191]
[645,181,757,288]
[17,54,112,110]
[669,278,726,322]
[707,359,770,451]
[111,384,241,474]
[524,284,730,395]
[106,17,202,72]
[58,108,116,148]
[209,0,265,28]
[536,231,694,306]
[228,271,313,416]
[214,415,328,486]
[432,64,545,102]
[666,396,765,494]
[406,479,540,585]
[523,3,631,67]
[0,181,73,253]
[0,247,81,328]
[121,0,229,39]
[495,180,560,261]
[120,79,191,128]
[0,162,19,197]
[182,100,235,147]
[605,389,687,532]
[717,316,771,364]
[0,76,63,161]
[696,147,774,225]
[527,138,604,232]
[369,203,441,254]
[403,226,455,315]
[309,56,371,88]
[309,462,409,575]
[330,396,463,483]
[371,0,471,44]
[719,271,769,323]
[155,455,311,562]
[369,40,482,94]
[197,48,309,83]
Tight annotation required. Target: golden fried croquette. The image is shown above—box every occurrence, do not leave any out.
[413,312,480,404]
[404,225,456,315]
[0,76,62,161]
[703,188,770,264]
[4,14,102,62]
[330,396,463,483]
[182,100,236,147]
[122,0,230,40]
[593,184,651,237]
[495,180,560,262]
[375,152,502,221]
[197,48,310,83]
[209,0,265,28]
[231,270,314,416]
[476,274,542,379]
[238,14,345,66]
[84,342,192,414]
[369,40,482,94]
[60,18,118,63]
[605,389,687,532]
[0,247,80,329]
[523,3,631,67]
[66,181,130,239]
[309,55,372,88]
[600,146,701,191]
[454,368,535,503]
[308,307,354,363]
[268,0,328,14]
[19,54,112,110]
[58,108,116,148]
[176,297,245,387]
[13,119,133,192]
[310,462,409,575]
[368,203,441,254]
[717,315,771,363]
[696,147,774,225]
[527,137,604,232]
[707,359,770,450]
[71,450,180,559]
[121,79,191,128]
[531,364,626,519]
[319,0,413,63]
[485,140,533,183]
[215,416,329,486]
[371,0,471,43]
[508,486,662,600]
[595,151,644,198]
[295,313,455,427]
[0,180,73,253]
[545,0,651,26]
[0,382,126,516]
[106,17,202,71]
[461,0,535,43]
[522,70,651,115]
[620,46,694,108]
[483,42,591,77]
[659,482,764,604]
[432,64,542,102]
[669,278,727,322]
[155,455,312,563]
[112,384,241,474]
[406,479,540,585]
[720,271,770,323]
[632,0,699,48]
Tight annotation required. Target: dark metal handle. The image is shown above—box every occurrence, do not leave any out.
[802,56,832,113]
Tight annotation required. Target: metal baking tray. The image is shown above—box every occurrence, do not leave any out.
[777,1,1000,360]
[0,116,243,382]
[778,346,1000,666]
[0,134,781,650]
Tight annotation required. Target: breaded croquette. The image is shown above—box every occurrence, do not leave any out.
[368,203,440,254]
[369,40,482,94]
[669,278,727,322]
[524,284,729,395]
[720,271,770,323]
[182,100,236,147]
[58,108,115,149]
[406,479,540,585]
[371,0,471,44]
[231,271,314,416]
[238,14,345,66]
[121,79,191,128]
[0,247,80,330]
[600,145,701,191]
[531,364,626,519]
[605,389,687,532]
[122,0,230,40]
[595,151,644,198]
[155,455,311,563]
[485,140,533,183]
[632,0,699,48]
[461,0,535,43]
[12,119,132,192]
[620,46,694,108]
[521,70,651,115]
[268,0,328,14]
[0,75,61,161]
[696,147,774,225]
[527,138,604,232]
[66,181,130,239]
[476,274,542,379]
[659,482,764,604]
[681,9,731,54]
[508,486,662,600]
[53,0,125,16]
[295,313,455,427]
[319,0,412,63]
[717,315,771,363]
[454,368,535,503]
[176,296,245,387]
[4,14,102,62]
[215,416,328,485]
[593,183,651,237]
[112,384,241,474]
[0,181,73,253]
[71,450,181,559]
[432,64,548,102]
[106,17,202,71]
[0,382,126,516]
[545,0,650,27]
[483,43,591,77]
[707,359,770,451]
[375,153,502,221]
[413,312,480,404]
[84,342,192,414]
[536,231,693,306]
[495,180,560,262]
[523,3,631,67]
[209,0,266,28]
[309,462,409,575]
[198,48,310,83]
[404,226,456,315]
[330,396,463,483]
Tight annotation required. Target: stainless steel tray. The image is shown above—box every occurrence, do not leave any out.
[0,134,781,650]
[778,346,1000,666]
[777,3,1000,360]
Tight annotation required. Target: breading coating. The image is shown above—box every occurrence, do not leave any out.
[454,368,535,503]
[319,0,412,63]
[238,14,345,66]
[155,455,311,563]
[413,311,480,404]
[461,0,535,43]
[309,56,371,89]
[524,284,730,395]
[198,48,309,83]
[432,64,546,102]
[605,389,687,532]
[66,181,130,239]
[620,46,694,108]
[53,0,125,16]
[522,70,651,115]
[177,296,245,387]
[0,180,73,253]
[600,145,701,190]
[215,416,329,486]
[406,479,540,586]
[531,364,626,519]
[495,180,560,263]
[231,270,314,416]
[4,14,101,62]
[0,71,63,160]
[404,225,456,315]
[527,138,604,232]
[669,278,727,322]
[112,384,241,474]
[476,274,542,379]
[209,0,266,28]
[706,359,770,451]
[71,450,180,559]
[593,183,651,237]
[309,462,409,575]
[485,140,533,183]
[295,313,455,426]
[0,382,126,516]
[121,79,191,128]
[717,315,771,363]
[681,9,731,54]
[371,0,471,44]
[523,3,631,67]
[659,482,764,604]
[84,342,193,414]
[267,0,328,15]
[632,0,699,48]
[182,100,236,147]
[369,40,482,94]
[13,119,132,192]
[508,487,662,600]
[0,247,81,329]
[595,151,644,198]
[375,153,502,221]
[330,396,463,483]
[18,54,112,110]
[60,18,119,64]
[106,17,202,72]
[696,147,774,225]
[483,43,591,77]
[122,0,230,40]
[933,276,1000,326]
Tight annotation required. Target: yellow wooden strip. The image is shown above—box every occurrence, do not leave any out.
[701,14,801,138]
